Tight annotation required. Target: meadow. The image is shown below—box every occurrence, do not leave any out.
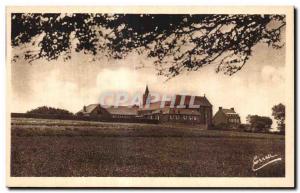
[11,118,285,177]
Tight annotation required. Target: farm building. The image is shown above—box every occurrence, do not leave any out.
[76,104,105,117]
[139,107,204,124]
[76,104,138,119]
[138,86,213,127]
[77,86,213,128]
[212,107,241,128]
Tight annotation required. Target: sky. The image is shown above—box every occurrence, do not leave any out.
[10,27,286,126]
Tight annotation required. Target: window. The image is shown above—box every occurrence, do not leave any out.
[194,116,197,121]
[183,115,187,120]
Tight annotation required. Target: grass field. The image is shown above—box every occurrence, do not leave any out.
[11,118,285,177]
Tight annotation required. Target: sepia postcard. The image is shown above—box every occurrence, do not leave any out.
[6,6,295,188]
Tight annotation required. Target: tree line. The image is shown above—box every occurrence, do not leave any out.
[246,103,285,134]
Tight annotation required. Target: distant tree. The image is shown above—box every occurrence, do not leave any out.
[27,106,73,115]
[248,115,273,133]
[11,13,285,78]
[272,103,285,133]
[246,114,252,124]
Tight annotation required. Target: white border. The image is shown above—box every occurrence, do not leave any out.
[4,5,295,188]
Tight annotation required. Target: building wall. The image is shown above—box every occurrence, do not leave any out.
[212,111,228,126]
[213,110,241,128]
[199,106,213,126]
[164,114,202,124]
[81,104,213,127]
[143,113,203,125]
[111,114,137,119]
[138,106,213,127]
[227,117,241,125]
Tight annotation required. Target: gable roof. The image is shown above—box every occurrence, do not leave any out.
[77,104,100,114]
[142,95,212,109]
[105,106,138,115]
[174,95,212,107]
[78,104,139,116]
[222,108,236,114]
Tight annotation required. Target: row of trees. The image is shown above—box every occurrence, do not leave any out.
[246,115,273,133]
[246,103,285,134]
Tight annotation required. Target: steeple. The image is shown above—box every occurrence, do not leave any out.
[143,85,150,106]
[145,85,149,95]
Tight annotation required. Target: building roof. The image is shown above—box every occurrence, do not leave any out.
[220,108,240,118]
[144,85,149,94]
[173,95,212,107]
[105,106,138,115]
[142,95,212,110]
[221,109,235,114]
[77,104,100,114]
[142,101,167,110]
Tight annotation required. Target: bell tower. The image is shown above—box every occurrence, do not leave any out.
[142,85,150,106]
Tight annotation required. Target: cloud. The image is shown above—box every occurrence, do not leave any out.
[96,68,152,93]
[261,65,285,83]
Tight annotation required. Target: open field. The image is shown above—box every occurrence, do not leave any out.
[11,118,285,177]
